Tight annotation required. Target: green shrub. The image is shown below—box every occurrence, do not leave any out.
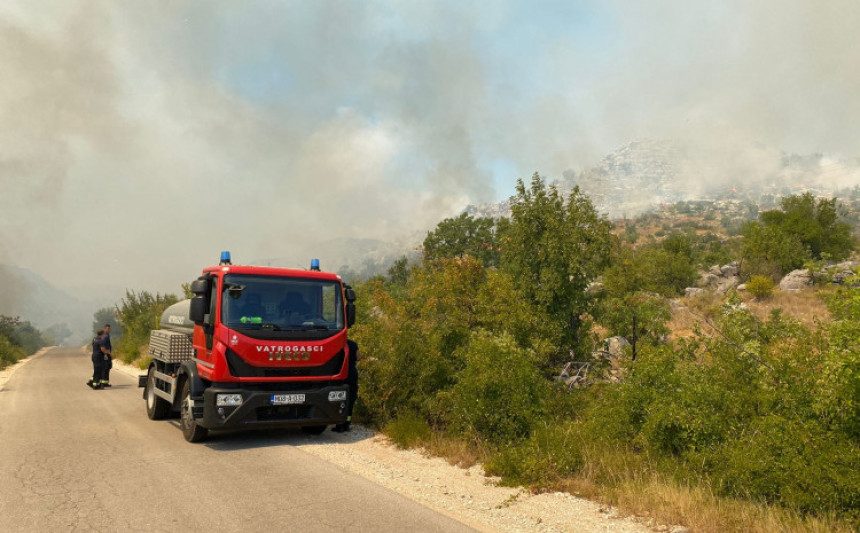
[485,422,585,486]
[746,275,775,299]
[713,414,860,515]
[385,412,432,449]
[0,335,24,369]
[450,332,549,445]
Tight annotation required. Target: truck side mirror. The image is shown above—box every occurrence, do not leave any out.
[189,277,211,324]
[345,287,356,302]
[190,297,208,324]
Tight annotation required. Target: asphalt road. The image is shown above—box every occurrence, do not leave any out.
[0,347,475,532]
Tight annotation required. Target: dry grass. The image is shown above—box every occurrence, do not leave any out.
[742,287,832,328]
[423,432,485,469]
[597,476,856,533]
[667,287,832,343]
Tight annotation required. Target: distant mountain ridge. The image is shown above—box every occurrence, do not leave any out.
[467,139,860,219]
[0,263,94,341]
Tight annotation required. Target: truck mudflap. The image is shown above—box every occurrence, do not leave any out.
[198,384,350,430]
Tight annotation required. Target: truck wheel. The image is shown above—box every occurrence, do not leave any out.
[180,379,208,443]
[301,425,327,435]
[145,368,171,420]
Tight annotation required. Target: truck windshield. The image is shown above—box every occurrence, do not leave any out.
[221,274,344,335]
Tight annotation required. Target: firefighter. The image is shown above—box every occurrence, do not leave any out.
[333,339,360,432]
[101,324,113,387]
[87,330,106,389]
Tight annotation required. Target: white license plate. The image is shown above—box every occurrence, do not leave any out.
[271,394,305,405]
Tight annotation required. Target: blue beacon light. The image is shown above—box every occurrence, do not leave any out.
[220,251,232,265]
[310,258,320,271]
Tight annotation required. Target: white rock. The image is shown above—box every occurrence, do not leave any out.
[685,287,705,298]
[779,269,812,291]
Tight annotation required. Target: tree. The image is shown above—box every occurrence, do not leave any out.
[423,212,505,267]
[596,292,671,360]
[93,307,122,338]
[502,173,613,350]
[744,193,855,279]
[741,221,808,280]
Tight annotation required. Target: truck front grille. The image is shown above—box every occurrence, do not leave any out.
[225,348,345,378]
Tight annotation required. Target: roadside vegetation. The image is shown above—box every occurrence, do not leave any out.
[349,176,860,532]
[0,315,50,370]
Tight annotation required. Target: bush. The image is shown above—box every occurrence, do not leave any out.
[450,332,549,445]
[486,422,585,486]
[385,412,432,449]
[746,275,775,299]
[0,335,24,369]
[713,414,860,515]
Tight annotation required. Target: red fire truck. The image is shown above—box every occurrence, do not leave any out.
[140,252,357,442]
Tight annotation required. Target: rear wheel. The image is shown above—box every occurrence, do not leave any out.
[301,425,327,435]
[145,368,170,420]
[180,379,208,443]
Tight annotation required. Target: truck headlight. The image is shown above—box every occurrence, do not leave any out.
[328,390,347,402]
[216,393,243,406]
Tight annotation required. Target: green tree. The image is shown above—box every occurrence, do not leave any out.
[741,221,807,279]
[596,292,671,359]
[760,193,854,260]
[502,173,613,351]
[423,212,506,267]
[92,307,122,339]
[115,290,179,362]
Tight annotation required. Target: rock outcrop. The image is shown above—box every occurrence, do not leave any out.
[779,269,812,291]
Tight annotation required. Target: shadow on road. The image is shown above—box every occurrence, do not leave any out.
[161,422,374,452]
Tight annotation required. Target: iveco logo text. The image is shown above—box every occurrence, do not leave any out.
[168,315,185,325]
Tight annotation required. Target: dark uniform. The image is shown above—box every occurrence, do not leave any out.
[333,339,359,432]
[101,331,112,387]
[89,334,105,389]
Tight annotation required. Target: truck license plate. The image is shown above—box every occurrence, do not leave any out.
[271,394,305,405]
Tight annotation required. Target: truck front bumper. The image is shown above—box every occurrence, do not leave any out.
[198,384,350,430]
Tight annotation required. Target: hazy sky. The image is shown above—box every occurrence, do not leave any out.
[2,0,859,301]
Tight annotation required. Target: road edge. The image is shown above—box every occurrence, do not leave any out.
[0,346,54,391]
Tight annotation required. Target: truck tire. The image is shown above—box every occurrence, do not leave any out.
[145,368,171,420]
[180,378,208,443]
[301,425,327,435]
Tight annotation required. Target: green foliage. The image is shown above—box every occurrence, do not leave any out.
[351,186,860,523]
[423,212,506,267]
[449,332,550,445]
[92,307,122,338]
[115,290,180,363]
[713,414,860,514]
[743,193,855,279]
[0,334,25,369]
[761,193,854,260]
[0,315,48,369]
[384,412,432,449]
[741,221,807,279]
[603,236,698,298]
[746,275,775,299]
[486,422,585,486]
[352,256,559,429]
[502,173,612,348]
[596,292,671,358]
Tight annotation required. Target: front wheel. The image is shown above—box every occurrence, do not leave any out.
[180,379,208,443]
[145,368,170,420]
